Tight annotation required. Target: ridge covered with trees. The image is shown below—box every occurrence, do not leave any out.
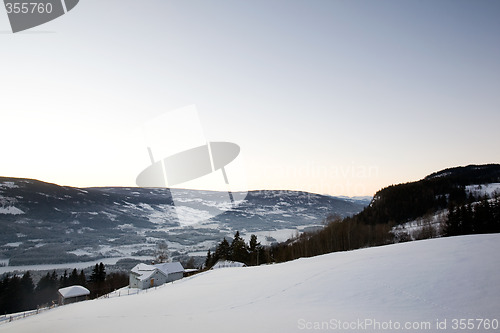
[208,164,500,265]
[0,263,128,315]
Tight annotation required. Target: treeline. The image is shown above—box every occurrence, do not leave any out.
[357,164,500,227]
[0,263,128,315]
[268,194,500,263]
[205,220,392,267]
[355,181,465,226]
[205,232,269,268]
[268,216,392,263]
[205,165,500,267]
[444,196,500,236]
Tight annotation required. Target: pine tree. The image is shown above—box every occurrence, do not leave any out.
[68,268,79,286]
[230,231,248,263]
[98,263,106,282]
[90,264,99,283]
[35,271,58,307]
[59,270,69,288]
[20,271,35,311]
[205,249,212,269]
[215,238,230,260]
[79,270,87,287]
[248,234,262,266]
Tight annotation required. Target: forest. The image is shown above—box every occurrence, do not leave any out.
[0,263,128,315]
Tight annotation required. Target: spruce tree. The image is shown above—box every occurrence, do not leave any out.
[79,270,87,287]
[230,231,248,263]
[215,238,230,260]
[20,271,35,310]
[249,234,262,265]
[98,263,106,282]
[90,264,99,283]
[68,268,79,285]
[205,249,212,269]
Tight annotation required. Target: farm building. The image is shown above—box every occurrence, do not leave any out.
[211,260,247,269]
[129,262,184,289]
[58,285,90,305]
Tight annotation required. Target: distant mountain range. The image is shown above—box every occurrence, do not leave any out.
[0,177,369,266]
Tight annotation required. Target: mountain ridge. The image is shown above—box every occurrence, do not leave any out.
[0,177,368,266]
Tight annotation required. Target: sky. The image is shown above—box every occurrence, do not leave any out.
[1,0,499,196]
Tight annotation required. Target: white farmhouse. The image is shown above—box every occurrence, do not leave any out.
[129,262,184,289]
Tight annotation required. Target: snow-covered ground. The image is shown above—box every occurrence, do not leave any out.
[466,183,500,198]
[2,234,499,332]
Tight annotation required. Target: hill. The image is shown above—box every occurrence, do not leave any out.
[357,164,500,226]
[268,164,500,262]
[0,177,368,266]
[1,234,499,332]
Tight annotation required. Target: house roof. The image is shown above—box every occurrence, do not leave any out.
[131,262,184,281]
[155,262,184,275]
[211,260,247,269]
[58,285,90,299]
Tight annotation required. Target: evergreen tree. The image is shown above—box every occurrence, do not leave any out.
[59,270,69,288]
[215,238,230,260]
[230,231,248,263]
[20,271,35,310]
[68,268,80,286]
[90,264,99,283]
[98,263,106,282]
[205,249,212,269]
[79,270,87,287]
[248,234,262,266]
[35,271,58,307]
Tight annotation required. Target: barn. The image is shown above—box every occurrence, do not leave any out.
[129,262,184,290]
[211,260,247,269]
[58,285,90,305]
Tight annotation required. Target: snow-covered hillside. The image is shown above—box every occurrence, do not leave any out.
[0,177,368,266]
[2,234,499,332]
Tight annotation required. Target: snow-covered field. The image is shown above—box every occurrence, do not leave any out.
[2,234,499,332]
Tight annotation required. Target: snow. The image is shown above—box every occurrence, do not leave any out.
[0,182,18,189]
[211,260,246,269]
[2,234,499,332]
[67,249,94,256]
[58,286,90,299]
[466,183,500,198]
[3,242,22,248]
[0,206,25,215]
[131,262,184,281]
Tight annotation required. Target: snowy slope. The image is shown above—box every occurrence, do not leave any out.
[2,234,499,333]
[466,183,500,198]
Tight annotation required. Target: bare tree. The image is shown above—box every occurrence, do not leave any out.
[155,241,170,263]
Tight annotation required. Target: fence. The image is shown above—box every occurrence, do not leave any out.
[0,305,54,325]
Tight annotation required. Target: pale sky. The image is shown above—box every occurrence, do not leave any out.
[1,0,499,196]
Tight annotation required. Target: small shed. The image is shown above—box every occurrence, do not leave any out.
[129,262,184,290]
[58,285,90,305]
